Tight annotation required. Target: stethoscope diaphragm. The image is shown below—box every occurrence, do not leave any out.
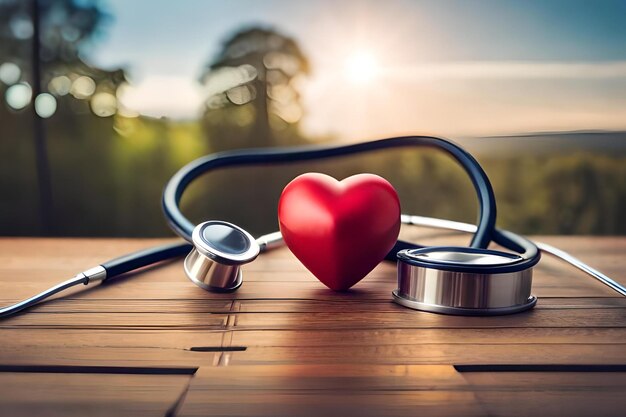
[183,220,260,292]
[393,247,537,315]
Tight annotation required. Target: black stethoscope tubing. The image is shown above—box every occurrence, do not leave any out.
[0,135,558,319]
[101,136,540,280]
[158,136,539,273]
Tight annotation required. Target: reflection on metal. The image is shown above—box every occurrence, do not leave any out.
[0,266,106,318]
[393,261,536,315]
[401,214,626,297]
[183,221,260,292]
[184,248,243,292]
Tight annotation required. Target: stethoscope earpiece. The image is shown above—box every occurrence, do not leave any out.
[183,221,260,292]
[393,246,537,315]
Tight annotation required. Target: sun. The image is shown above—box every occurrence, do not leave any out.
[343,50,380,84]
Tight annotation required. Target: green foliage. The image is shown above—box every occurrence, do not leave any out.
[484,154,626,235]
[2,108,624,237]
[0,0,124,90]
[0,0,107,63]
[0,106,209,236]
[1,13,623,237]
[200,27,310,151]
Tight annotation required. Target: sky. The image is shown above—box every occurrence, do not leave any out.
[89,0,626,139]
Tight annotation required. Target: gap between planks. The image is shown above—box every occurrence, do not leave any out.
[214,300,241,366]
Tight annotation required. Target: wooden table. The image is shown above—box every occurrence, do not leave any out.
[0,234,624,417]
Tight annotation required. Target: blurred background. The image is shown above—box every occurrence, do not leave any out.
[1,0,625,238]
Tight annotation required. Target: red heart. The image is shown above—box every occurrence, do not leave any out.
[278,173,401,291]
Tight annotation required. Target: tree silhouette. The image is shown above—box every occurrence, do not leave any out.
[0,0,125,235]
[200,27,310,151]
[0,0,125,88]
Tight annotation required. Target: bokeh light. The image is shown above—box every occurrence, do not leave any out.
[263,52,301,76]
[203,64,257,97]
[70,76,96,99]
[9,14,33,40]
[90,91,117,117]
[272,102,302,123]
[266,69,288,86]
[226,84,256,105]
[48,76,72,96]
[34,93,57,118]
[0,62,21,85]
[268,84,296,104]
[61,26,81,43]
[5,82,32,110]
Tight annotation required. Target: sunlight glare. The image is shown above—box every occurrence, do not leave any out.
[343,50,380,84]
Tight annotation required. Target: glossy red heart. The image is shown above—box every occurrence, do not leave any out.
[278,173,401,291]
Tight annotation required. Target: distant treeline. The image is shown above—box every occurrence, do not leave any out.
[1,108,625,237]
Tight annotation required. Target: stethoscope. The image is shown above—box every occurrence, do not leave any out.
[1,136,624,319]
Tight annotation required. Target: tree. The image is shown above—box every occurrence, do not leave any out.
[0,0,125,90]
[0,0,125,235]
[200,27,310,151]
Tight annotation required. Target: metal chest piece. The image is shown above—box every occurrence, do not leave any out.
[184,221,259,292]
[393,247,537,315]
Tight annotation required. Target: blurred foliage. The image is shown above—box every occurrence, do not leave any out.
[166,143,626,237]
[3,99,625,237]
[0,11,624,237]
[200,27,310,151]
[1,0,103,62]
[0,102,208,236]
[0,0,125,93]
[486,155,626,235]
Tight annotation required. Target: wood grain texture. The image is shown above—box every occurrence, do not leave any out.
[0,235,624,416]
[0,373,192,417]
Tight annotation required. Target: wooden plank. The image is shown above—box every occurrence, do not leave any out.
[0,276,618,302]
[0,372,191,417]
[459,371,626,389]
[232,327,626,346]
[0,329,224,350]
[3,342,623,368]
[470,391,625,417]
[178,365,626,417]
[0,237,624,416]
[231,308,626,330]
[0,296,621,315]
[178,365,486,417]
[179,390,485,417]
[0,328,625,368]
[0,236,623,300]
[1,305,624,329]
[1,341,623,369]
[0,312,230,328]
[0,346,219,368]
[460,372,626,417]
[0,329,225,368]
[227,344,626,365]
[188,364,471,390]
